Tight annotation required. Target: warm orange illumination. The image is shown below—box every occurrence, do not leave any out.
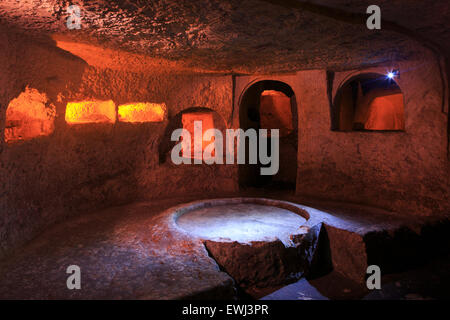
[364,93,405,130]
[181,112,215,159]
[260,90,293,136]
[118,102,166,123]
[5,87,56,142]
[65,100,116,124]
[336,74,405,131]
[53,39,215,74]
[354,89,405,131]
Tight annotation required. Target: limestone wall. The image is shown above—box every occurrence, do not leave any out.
[0,30,237,258]
[235,52,449,217]
[0,28,448,260]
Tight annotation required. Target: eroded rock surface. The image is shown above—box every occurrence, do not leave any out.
[0,0,448,73]
[204,222,325,294]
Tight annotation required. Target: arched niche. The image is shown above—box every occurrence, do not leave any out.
[4,87,56,143]
[333,73,405,131]
[158,107,228,164]
[238,80,298,190]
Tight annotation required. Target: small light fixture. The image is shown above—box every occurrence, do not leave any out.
[387,69,400,80]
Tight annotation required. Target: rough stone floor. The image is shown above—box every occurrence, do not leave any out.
[0,192,447,299]
[262,254,450,300]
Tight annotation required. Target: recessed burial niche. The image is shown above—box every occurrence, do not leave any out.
[4,87,56,142]
[260,90,294,137]
[158,107,227,164]
[181,111,215,160]
[333,73,405,131]
[65,100,116,124]
[239,80,298,190]
[118,102,167,123]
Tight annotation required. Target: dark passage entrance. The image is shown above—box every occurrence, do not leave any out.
[239,80,298,190]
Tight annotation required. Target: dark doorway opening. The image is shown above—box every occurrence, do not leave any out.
[239,80,298,190]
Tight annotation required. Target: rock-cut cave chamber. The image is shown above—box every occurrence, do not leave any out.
[0,0,449,300]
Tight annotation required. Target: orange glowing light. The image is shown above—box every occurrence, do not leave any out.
[53,38,215,74]
[65,100,116,124]
[4,87,56,142]
[181,112,215,159]
[118,102,166,123]
[364,93,405,130]
[260,90,293,136]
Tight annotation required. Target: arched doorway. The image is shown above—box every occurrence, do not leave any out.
[238,80,298,190]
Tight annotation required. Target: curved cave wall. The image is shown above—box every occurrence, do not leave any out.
[0,29,237,258]
[0,28,448,260]
[234,53,449,217]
